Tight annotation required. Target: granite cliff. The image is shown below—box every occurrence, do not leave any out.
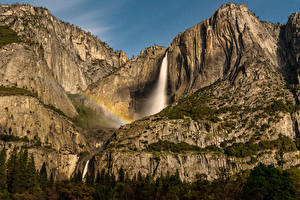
[0,3,128,180]
[0,4,128,94]
[82,4,300,181]
[0,3,299,182]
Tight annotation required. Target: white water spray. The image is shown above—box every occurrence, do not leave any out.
[144,53,168,116]
[82,160,89,182]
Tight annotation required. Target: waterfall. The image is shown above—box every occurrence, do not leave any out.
[82,160,89,182]
[144,53,168,116]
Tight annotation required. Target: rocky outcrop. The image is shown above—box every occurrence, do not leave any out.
[0,4,128,93]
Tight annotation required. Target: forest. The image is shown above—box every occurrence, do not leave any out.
[0,147,298,200]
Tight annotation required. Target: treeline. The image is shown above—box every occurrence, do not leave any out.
[0,147,49,199]
[0,147,298,199]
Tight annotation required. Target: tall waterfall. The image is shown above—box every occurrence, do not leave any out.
[82,160,89,182]
[144,53,168,116]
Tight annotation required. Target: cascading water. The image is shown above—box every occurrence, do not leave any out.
[143,53,168,116]
[82,160,89,182]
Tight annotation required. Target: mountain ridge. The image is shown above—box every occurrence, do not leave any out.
[0,3,298,183]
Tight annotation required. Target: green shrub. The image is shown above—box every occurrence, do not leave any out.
[146,140,222,154]
[225,135,297,157]
[265,100,294,114]
[0,25,22,47]
[0,134,29,142]
[0,86,34,97]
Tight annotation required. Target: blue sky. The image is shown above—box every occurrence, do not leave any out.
[2,0,299,57]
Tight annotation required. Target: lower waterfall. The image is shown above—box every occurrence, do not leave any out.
[82,160,89,182]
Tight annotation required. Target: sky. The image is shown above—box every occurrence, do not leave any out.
[1,0,299,57]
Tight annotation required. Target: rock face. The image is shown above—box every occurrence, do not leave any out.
[0,3,129,180]
[86,46,167,122]
[167,3,281,99]
[0,43,77,118]
[281,13,300,84]
[0,4,128,93]
[86,4,300,181]
[0,95,89,180]
[0,3,299,182]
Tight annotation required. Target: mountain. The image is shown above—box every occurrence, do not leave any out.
[0,2,299,184]
[83,4,300,181]
[0,3,128,180]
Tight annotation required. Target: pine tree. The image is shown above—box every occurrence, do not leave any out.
[49,171,55,187]
[137,171,142,182]
[16,149,28,193]
[95,171,101,185]
[118,167,124,182]
[7,147,18,193]
[86,171,95,186]
[26,154,39,192]
[99,169,105,185]
[39,162,47,190]
[0,147,7,191]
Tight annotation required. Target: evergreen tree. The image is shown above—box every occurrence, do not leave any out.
[137,171,143,182]
[49,171,55,187]
[86,171,95,186]
[16,149,28,193]
[26,154,39,192]
[39,162,48,190]
[118,167,124,182]
[7,147,18,193]
[243,163,296,200]
[0,147,9,199]
[0,147,7,191]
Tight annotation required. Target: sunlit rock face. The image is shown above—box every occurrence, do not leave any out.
[0,4,128,93]
[167,3,282,100]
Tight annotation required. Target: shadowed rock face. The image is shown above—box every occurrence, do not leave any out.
[281,13,300,84]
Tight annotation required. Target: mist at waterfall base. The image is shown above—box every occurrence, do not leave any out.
[85,53,169,129]
[142,53,169,117]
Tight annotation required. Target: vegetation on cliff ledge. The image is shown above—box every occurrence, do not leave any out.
[145,135,296,158]
[0,25,22,47]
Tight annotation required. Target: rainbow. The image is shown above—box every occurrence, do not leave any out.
[82,93,133,126]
